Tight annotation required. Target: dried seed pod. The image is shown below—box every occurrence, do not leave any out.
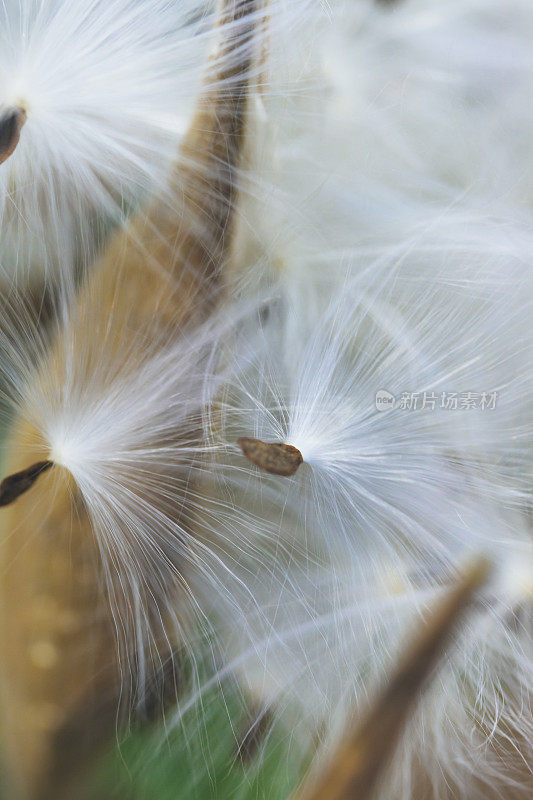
[296,558,491,800]
[0,2,264,797]
[238,437,304,476]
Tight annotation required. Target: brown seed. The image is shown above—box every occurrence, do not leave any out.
[0,106,27,165]
[237,437,303,477]
[0,461,54,507]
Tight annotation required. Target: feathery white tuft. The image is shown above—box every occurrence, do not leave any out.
[0,0,211,279]
[0,0,531,797]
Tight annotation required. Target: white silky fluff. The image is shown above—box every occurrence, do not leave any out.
[0,290,258,711]
[0,0,325,708]
[200,259,532,797]
[188,0,533,796]
[0,0,321,283]
[0,0,532,797]
[0,0,211,280]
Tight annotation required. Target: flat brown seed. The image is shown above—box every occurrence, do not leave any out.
[0,461,54,507]
[237,437,303,477]
[0,106,27,165]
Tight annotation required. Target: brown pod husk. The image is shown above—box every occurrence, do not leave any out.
[0,2,263,798]
[296,559,491,800]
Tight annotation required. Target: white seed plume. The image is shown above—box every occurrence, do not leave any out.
[0,0,214,280]
[0,0,531,797]
[0,298,255,706]
[191,0,533,795]
[195,258,532,797]
[0,0,327,705]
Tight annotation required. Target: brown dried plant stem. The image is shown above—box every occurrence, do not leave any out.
[0,2,263,798]
[296,558,491,800]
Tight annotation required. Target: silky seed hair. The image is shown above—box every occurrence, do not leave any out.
[0,1,531,799]
[0,2,295,796]
[188,2,533,795]
[0,0,300,283]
